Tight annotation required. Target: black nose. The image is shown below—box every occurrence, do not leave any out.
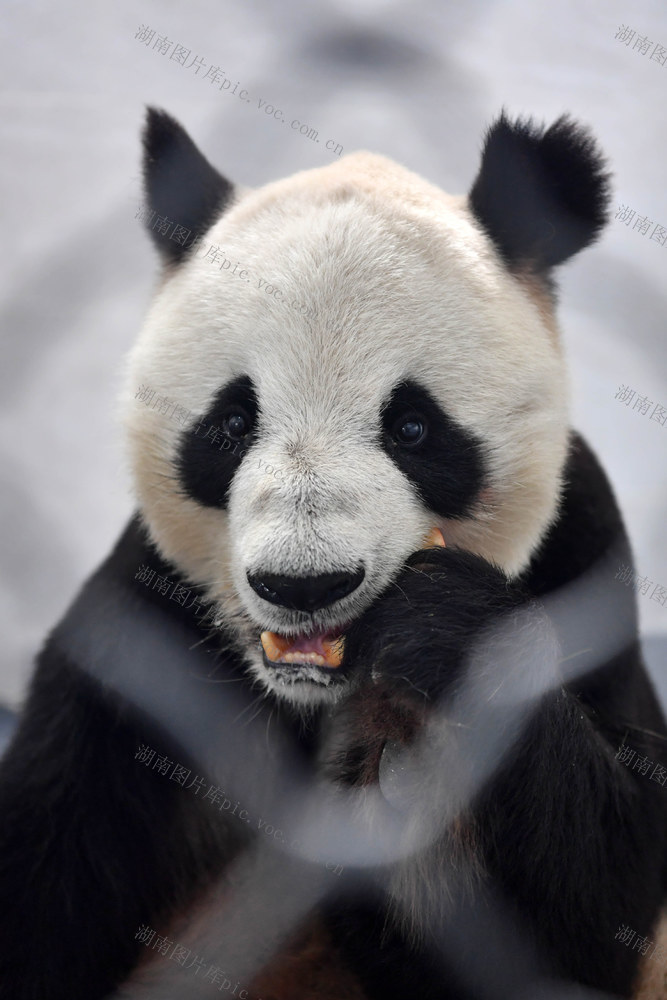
[247,567,365,612]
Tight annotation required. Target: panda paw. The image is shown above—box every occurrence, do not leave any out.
[343,545,527,705]
[324,547,552,799]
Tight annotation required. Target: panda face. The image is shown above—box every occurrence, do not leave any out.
[123,110,608,708]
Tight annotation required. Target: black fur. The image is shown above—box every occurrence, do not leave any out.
[176,374,259,508]
[380,380,487,519]
[469,112,611,273]
[142,106,234,264]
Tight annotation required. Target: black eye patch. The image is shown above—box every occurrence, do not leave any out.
[176,375,258,509]
[380,380,486,518]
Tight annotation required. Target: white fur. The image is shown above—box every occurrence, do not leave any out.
[121,152,569,707]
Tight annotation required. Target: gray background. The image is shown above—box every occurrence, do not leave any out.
[1,0,666,710]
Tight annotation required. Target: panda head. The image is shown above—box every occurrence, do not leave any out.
[123,108,609,708]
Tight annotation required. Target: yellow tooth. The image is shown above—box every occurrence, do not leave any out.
[423,527,446,549]
[260,631,289,662]
[322,636,345,668]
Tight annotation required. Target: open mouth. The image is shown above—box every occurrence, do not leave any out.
[260,627,347,670]
[257,528,445,675]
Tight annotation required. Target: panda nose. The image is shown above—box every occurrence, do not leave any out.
[247,567,365,612]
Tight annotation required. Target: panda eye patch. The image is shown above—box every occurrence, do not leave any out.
[380,379,486,519]
[392,414,427,447]
[222,410,252,441]
[177,374,259,510]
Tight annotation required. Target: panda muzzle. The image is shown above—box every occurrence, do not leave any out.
[258,528,444,670]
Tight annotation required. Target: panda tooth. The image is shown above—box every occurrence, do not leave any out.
[283,651,326,665]
[260,631,288,662]
[322,637,345,668]
[423,527,446,549]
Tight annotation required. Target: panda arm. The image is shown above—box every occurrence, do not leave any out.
[0,517,238,1000]
[476,652,665,994]
[0,645,183,999]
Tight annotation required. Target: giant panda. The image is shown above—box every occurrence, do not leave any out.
[0,107,666,1000]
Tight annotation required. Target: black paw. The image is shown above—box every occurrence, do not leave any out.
[343,546,528,703]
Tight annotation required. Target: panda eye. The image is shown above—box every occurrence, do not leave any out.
[222,410,252,441]
[392,414,427,447]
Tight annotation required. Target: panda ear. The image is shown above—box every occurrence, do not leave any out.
[141,107,234,265]
[468,112,611,273]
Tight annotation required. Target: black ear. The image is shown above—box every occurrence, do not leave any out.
[141,107,234,265]
[469,112,611,273]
